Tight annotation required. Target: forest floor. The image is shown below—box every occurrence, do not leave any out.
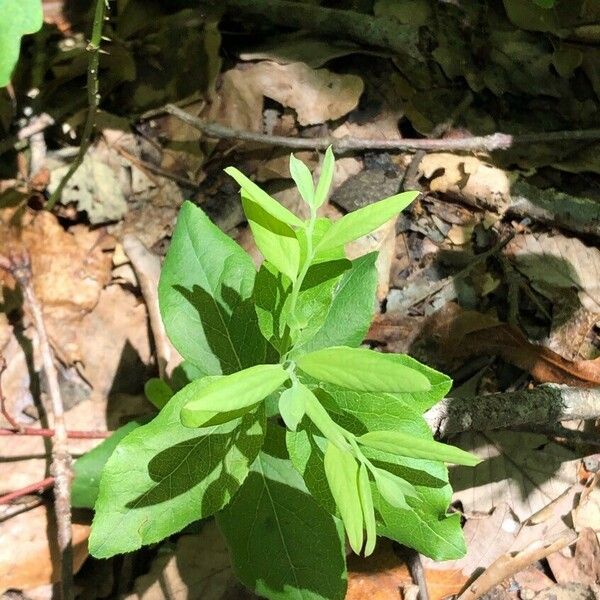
[2,1,600,599]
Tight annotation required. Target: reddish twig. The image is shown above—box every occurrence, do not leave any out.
[0,427,111,439]
[0,476,55,505]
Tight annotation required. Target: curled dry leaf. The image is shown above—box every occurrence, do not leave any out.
[420,302,600,386]
[418,153,510,213]
[209,61,364,129]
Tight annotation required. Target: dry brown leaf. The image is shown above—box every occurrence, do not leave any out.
[212,61,363,128]
[1,210,113,365]
[421,303,600,386]
[124,521,239,600]
[507,233,600,313]
[418,153,510,213]
[451,432,579,521]
[346,540,464,600]
[0,503,89,592]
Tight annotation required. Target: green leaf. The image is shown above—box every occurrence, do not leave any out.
[0,0,42,88]
[315,191,419,252]
[289,154,315,207]
[288,387,467,560]
[218,450,347,600]
[303,385,348,449]
[180,364,289,428]
[278,384,308,432]
[297,347,432,393]
[358,431,481,466]
[89,385,266,558]
[293,253,377,355]
[225,166,304,228]
[314,147,335,209]
[253,262,289,351]
[287,258,351,347]
[372,467,416,510]
[242,194,300,281]
[324,442,363,555]
[144,378,173,410]
[358,463,376,556]
[158,201,264,376]
[72,421,142,509]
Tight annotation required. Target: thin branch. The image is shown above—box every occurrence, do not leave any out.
[0,113,55,157]
[426,384,600,439]
[46,0,107,210]
[0,476,54,505]
[164,104,600,155]
[0,427,111,439]
[5,252,74,600]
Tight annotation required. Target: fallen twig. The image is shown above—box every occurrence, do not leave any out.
[0,427,111,439]
[2,252,74,600]
[0,476,54,505]
[46,0,106,210]
[426,384,600,439]
[0,113,55,157]
[165,104,600,155]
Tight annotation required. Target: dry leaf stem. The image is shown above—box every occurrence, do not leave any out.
[4,253,75,600]
[165,104,600,154]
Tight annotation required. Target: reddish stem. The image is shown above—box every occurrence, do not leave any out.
[0,427,111,439]
[0,476,55,505]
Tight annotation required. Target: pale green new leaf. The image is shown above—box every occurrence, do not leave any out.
[218,450,347,600]
[181,364,289,428]
[297,346,432,393]
[303,385,348,449]
[225,166,304,227]
[89,385,266,558]
[372,468,416,510]
[358,463,376,556]
[0,0,42,87]
[324,442,363,555]
[293,253,377,355]
[158,201,263,376]
[289,153,315,207]
[314,146,335,209]
[242,194,300,281]
[278,384,308,432]
[316,191,419,252]
[144,378,173,410]
[358,430,481,466]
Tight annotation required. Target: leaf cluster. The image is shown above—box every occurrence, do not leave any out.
[85,149,479,600]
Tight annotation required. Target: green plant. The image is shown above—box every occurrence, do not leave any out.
[88,149,479,600]
[0,0,43,87]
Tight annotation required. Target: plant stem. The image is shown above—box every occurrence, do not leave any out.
[7,252,74,600]
[285,206,317,351]
[46,0,106,210]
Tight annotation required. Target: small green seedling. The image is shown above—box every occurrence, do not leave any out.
[88,149,479,600]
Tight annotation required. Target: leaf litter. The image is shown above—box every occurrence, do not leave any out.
[2,0,600,597]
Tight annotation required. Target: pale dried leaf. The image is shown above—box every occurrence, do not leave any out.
[0,502,89,592]
[419,154,510,213]
[507,233,600,313]
[451,431,579,520]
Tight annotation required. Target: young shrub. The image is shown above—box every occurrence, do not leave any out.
[89,148,479,599]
